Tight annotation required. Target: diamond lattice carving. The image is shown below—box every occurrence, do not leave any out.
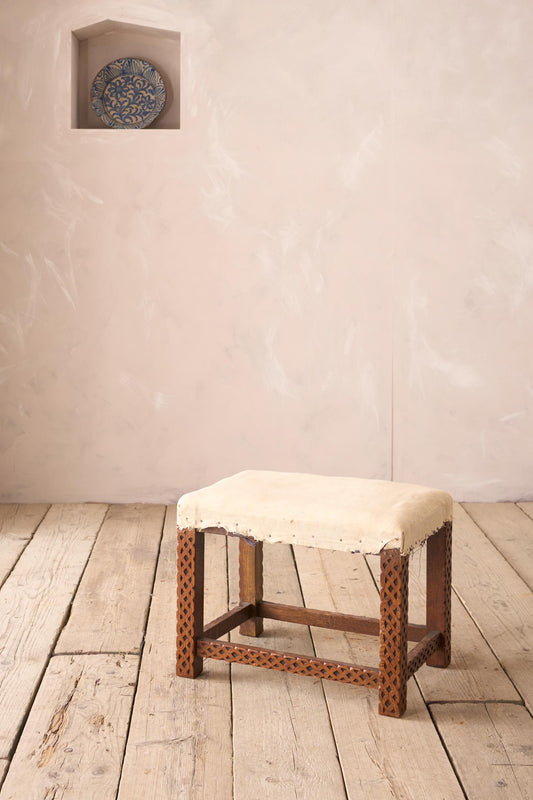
[378,548,409,717]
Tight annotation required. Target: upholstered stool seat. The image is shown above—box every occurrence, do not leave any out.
[176,470,453,718]
[177,470,452,555]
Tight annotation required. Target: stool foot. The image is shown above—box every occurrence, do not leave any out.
[176,528,204,678]
[239,538,264,637]
[426,522,452,668]
[378,548,408,717]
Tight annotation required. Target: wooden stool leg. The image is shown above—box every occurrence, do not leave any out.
[378,548,409,717]
[239,538,264,637]
[176,527,205,678]
[426,521,452,668]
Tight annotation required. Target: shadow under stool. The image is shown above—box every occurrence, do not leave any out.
[176,470,452,718]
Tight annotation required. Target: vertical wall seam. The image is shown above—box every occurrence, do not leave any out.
[389,0,395,483]
[390,0,396,483]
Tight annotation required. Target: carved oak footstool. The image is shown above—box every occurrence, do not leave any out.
[176,470,452,718]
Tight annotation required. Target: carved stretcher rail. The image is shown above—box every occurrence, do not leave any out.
[196,638,380,688]
[257,600,429,642]
[406,631,441,678]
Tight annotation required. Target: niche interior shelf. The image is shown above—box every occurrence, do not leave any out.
[71,20,180,130]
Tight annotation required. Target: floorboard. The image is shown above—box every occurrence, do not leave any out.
[56,504,165,654]
[0,654,138,800]
[117,510,234,800]
[0,503,107,759]
[463,502,533,590]
[451,503,533,712]
[0,504,49,588]
[517,501,533,522]
[431,702,533,800]
[0,501,531,800]
[228,538,348,800]
[295,545,465,800]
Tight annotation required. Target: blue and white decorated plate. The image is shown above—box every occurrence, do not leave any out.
[91,57,166,129]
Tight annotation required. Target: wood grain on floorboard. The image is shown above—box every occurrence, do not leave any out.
[0,501,531,800]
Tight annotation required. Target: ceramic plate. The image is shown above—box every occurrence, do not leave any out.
[91,57,166,129]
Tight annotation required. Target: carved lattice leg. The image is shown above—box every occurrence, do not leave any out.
[176,528,205,678]
[426,521,452,668]
[379,547,409,717]
[239,538,264,636]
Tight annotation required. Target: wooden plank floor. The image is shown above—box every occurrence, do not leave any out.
[0,502,532,799]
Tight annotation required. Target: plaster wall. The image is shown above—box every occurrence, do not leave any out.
[1,0,532,502]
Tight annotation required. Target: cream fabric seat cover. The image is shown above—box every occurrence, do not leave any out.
[177,471,453,556]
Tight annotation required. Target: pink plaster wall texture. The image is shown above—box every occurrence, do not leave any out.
[0,0,532,502]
